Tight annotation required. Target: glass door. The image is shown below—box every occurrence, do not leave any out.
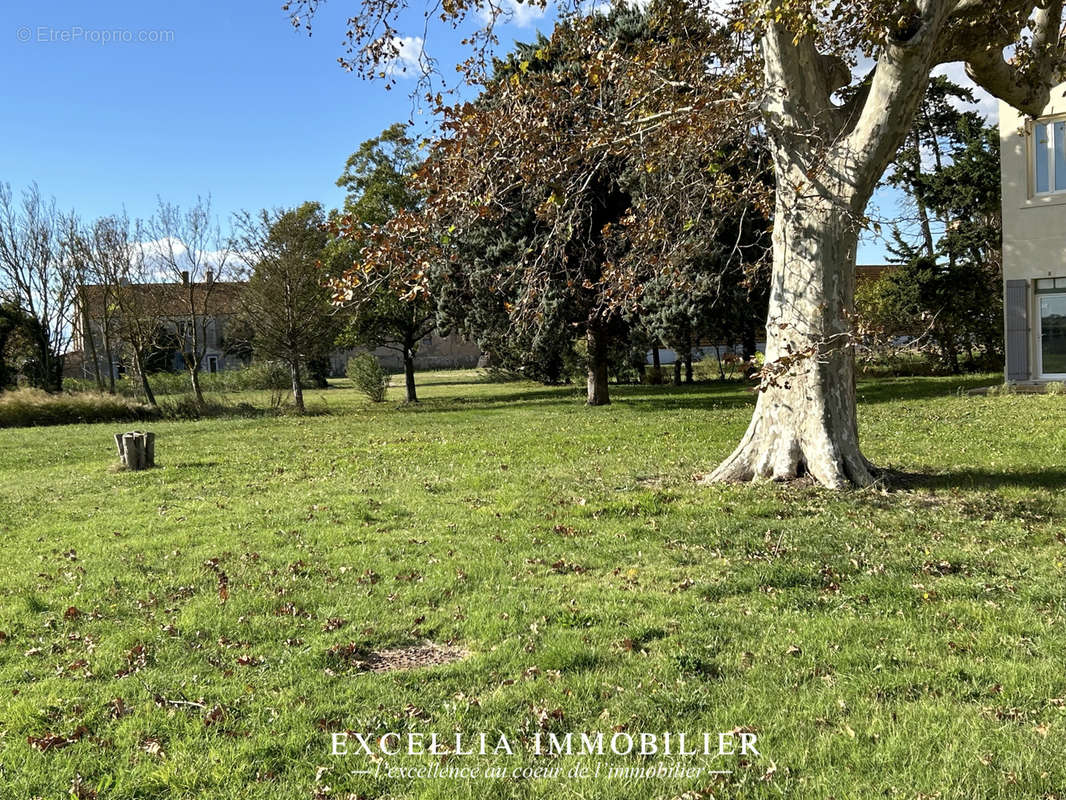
[1039,293,1066,378]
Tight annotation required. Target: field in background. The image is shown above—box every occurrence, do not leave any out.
[1,370,1064,799]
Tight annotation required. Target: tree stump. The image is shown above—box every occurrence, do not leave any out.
[115,431,155,470]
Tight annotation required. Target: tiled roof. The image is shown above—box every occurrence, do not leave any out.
[79,281,244,318]
[856,264,895,282]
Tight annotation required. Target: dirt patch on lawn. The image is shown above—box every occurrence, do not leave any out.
[364,641,468,672]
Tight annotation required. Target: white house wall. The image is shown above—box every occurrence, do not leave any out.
[1000,83,1066,381]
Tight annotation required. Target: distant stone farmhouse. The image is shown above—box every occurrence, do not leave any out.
[71,276,479,381]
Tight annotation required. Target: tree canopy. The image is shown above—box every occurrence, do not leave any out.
[234,202,340,413]
[296,0,1065,486]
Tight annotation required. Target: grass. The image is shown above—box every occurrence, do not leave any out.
[1,370,1065,799]
[0,388,160,428]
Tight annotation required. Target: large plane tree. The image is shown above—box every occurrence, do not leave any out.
[288,0,1065,487]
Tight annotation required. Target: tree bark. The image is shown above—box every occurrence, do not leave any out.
[586,324,610,405]
[133,350,156,407]
[188,361,205,406]
[706,197,875,489]
[403,344,418,403]
[82,303,104,392]
[672,358,681,386]
[103,328,115,394]
[909,125,937,259]
[291,360,305,413]
[648,342,662,385]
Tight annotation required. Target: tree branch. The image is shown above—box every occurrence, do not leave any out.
[960,1,1064,116]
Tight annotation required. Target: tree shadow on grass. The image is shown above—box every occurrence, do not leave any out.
[400,375,995,414]
[856,375,996,404]
[403,386,581,410]
[887,467,1066,492]
[409,382,758,413]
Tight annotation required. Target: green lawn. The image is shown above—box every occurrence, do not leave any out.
[1,371,1065,799]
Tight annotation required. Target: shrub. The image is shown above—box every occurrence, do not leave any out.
[347,354,390,402]
[157,395,262,420]
[644,366,665,385]
[0,389,159,428]
[1046,381,1065,396]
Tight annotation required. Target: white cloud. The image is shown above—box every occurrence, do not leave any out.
[478,0,550,29]
[931,62,1000,123]
[382,35,426,78]
[133,237,243,281]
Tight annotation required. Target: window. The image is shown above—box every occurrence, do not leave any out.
[1033,118,1066,195]
[1036,278,1066,292]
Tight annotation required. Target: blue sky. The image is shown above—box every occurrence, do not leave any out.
[0,1,512,224]
[1,1,994,264]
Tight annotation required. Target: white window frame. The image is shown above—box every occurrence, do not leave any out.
[1036,289,1066,380]
[1032,116,1066,197]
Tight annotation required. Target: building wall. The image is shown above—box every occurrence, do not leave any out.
[329,331,482,376]
[79,314,241,380]
[1000,85,1066,380]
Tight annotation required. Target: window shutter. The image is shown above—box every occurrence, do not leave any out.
[1005,279,1030,382]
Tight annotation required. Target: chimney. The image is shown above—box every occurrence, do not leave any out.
[206,269,214,284]
[180,270,190,285]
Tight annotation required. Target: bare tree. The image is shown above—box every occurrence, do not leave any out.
[72,217,125,393]
[82,215,166,405]
[0,183,80,391]
[145,196,233,405]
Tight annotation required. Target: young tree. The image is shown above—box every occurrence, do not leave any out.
[0,183,80,391]
[145,196,233,406]
[294,0,1065,486]
[333,125,436,403]
[233,202,340,413]
[883,76,981,261]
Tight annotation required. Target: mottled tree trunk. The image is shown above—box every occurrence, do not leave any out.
[586,325,610,406]
[706,198,875,489]
[133,350,156,407]
[705,13,961,488]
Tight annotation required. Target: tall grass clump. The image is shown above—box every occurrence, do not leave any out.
[0,389,159,428]
[67,362,313,399]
